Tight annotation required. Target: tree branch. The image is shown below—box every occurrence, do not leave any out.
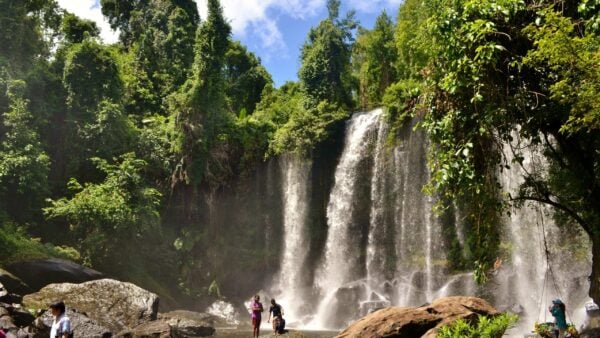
[510,194,592,236]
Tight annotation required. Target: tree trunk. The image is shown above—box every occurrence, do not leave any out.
[590,235,600,305]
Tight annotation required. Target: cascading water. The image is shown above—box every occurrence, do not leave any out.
[273,155,312,324]
[497,135,591,336]
[310,109,384,329]
[269,109,591,334]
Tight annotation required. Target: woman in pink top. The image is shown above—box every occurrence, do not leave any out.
[251,294,264,338]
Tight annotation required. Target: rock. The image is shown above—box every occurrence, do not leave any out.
[29,309,112,338]
[160,310,219,326]
[160,311,216,337]
[118,320,171,338]
[9,307,35,328]
[0,293,22,305]
[582,327,600,338]
[0,315,17,331]
[118,314,215,338]
[327,282,368,328]
[23,278,158,333]
[335,296,500,338]
[5,259,103,291]
[0,269,31,295]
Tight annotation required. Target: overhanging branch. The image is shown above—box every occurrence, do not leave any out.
[510,194,592,236]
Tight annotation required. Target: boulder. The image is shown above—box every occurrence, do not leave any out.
[118,314,215,338]
[23,278,158,333]
[30,309,112,338]
[118,320,171,338]
[0,269,31,295]
[335,296,500,338]
[160,311,216,336]
[5,259,103,291]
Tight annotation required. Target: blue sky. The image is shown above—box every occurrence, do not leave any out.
[57,0,403,87]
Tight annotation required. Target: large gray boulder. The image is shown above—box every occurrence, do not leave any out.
[22,279,158,333]
[5,259,103,291]
[0,269,31,295]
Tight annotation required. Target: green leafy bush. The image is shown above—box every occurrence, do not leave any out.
[0,222,80,266]
[436,313,518,338]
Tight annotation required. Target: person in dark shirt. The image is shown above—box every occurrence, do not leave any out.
[268,298,284,335]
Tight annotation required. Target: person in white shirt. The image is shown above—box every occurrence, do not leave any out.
[49,300,71,338]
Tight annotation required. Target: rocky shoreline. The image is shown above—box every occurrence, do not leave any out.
[3,258,600,337]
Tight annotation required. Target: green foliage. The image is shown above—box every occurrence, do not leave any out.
[0,80,50,223]
[394,0,432,80]
[79,101,137,160]
[0,222,69,265]
[224,40,272,116]
[382,78,421,130]
[523,8,600,134]
[102,0,199,115]
[169,0,232,185]
[63,39,123,115]
[269,100,348,156]
[353,11,398,110]
[44,154,162,268]
[299,3,356,108]
[0,0,61,72]
[61,12,99,43]
[436,313,518,338]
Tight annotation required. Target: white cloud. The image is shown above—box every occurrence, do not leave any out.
[56,0,119,43]
[196,0,325,55]
[348,0,403,13]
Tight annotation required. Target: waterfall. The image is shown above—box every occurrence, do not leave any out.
[498,135,591,335]
[274,155,312,324]
[392,118,441,306]
[310,109,383,329]
[269,109,591,334]
[366,116,390,283]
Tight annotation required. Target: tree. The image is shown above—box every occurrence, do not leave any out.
[63,39,122,117]
[299,0,357,108]
[0,0,61,72]
[353,11,398,110]
[0,80,50,223]
[101,0,199,115]
[224,40,272,116]
[420,0,600,299]
[265,0,356,155]
[169,0,231,185]
[61,12,99,44]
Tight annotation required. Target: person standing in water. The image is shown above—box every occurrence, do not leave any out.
[268,298,284,335]
[549,299,567,338]
[251,295,264,338]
